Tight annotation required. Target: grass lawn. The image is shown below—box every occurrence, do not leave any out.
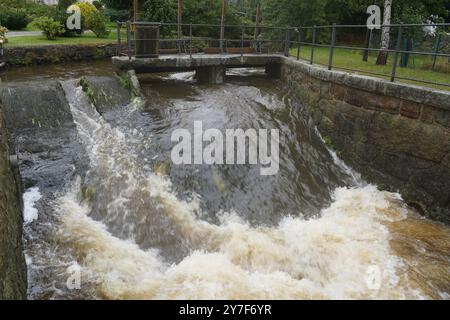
[5,31,121,47]
[290,46,450,92]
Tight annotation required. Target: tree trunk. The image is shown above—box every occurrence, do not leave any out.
[376,0,392,65]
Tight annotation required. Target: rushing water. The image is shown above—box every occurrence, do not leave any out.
[16,67,450,299]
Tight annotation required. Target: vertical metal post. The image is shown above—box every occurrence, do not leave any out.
[189,23,193,60]
[220,0,226,54]
[117,21,122,56]
[133,0,138,23]
[296,28,301,60]
[310,26,316,64]
[126,20,132,60]
[178,0,183,54]
[328,23,336,70]
[363,29,373,62]
[284,28,291,57]
[241,26,244,59]
[432,33,441,70]
[254,3,261,40]
[391,23,403,82]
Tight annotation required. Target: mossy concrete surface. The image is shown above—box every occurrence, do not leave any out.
[80,76,132,114]
[0,105,26,300]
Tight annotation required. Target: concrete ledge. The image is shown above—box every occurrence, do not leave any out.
[3,44,117,66]
[112,54,283,73]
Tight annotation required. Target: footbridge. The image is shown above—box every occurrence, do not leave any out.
[112,54,283,84]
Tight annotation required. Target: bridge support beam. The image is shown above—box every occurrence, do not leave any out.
[265,63,281,78]
[196,66,225,84]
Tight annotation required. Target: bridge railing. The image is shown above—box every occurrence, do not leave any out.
[116,21,450,90]
[116,22,290,58]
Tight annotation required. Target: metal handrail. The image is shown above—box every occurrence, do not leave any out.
[116,21,450,90]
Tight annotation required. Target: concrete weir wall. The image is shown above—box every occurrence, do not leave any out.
[278,57,450,223]
[0,106,26,300]
[3,44,117,66]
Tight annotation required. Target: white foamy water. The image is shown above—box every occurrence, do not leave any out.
[56,180,425,299]
[23,187,42,224]
[163,71,195,82]
[49,81,450,299]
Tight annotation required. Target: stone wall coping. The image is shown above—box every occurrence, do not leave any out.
[281,57,450,111]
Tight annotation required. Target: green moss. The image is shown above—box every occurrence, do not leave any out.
[116,73,131,91]
[16,52,35,66]
[80,77,95,104]
[323,134,343,157]
[94,47,107,59]
[82,185,95,202]
[49,54,60,64]
[323,135,333,148]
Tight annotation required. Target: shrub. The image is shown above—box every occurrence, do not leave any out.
[49,8,84,37]
[86,11,110,38]
[0,26,8,44]
[33,17,65,40]
[0,9,29,30]
[71,1,98,31]
[74,2,98,20]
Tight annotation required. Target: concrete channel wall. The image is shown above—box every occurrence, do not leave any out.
[278,57,450,222]
[3,44,117,66]
[0,105,26,300]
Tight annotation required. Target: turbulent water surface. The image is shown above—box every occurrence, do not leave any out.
[14,67,450,299]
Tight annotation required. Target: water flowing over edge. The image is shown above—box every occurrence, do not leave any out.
[23,76,450,300]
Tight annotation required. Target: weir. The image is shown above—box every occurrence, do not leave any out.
[0,60,449,300]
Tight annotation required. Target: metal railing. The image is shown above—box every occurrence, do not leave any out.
[291,23,450,89]
[117,22,290,58]
[116,21,450,89]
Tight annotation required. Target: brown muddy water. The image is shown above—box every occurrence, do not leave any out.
[2,62,450,299]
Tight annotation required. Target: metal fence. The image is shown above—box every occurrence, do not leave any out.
[116,21,450,89]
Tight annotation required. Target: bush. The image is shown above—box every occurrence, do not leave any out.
[0,26,8,44]
[86,12,110,38]
[103,8,130,22]
[33,17,65,40]
[49,8,84,37]
[0,9,29,30]
[73,2,98,19]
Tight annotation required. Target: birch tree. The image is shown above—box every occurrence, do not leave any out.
[376,0,392,65]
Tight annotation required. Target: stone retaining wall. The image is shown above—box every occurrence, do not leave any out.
[0,105,26,300]
[279,57,450,223]
[3,44,118,66]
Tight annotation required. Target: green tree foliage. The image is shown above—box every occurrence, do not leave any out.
[57,0,76,10]
[0,9,29,30]
[261,0,449,27]
[392,0,448,22]
[140,0,177,23]
[100,0,132,10]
